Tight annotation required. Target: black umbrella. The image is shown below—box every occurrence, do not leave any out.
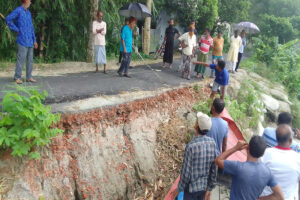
[119,3,151,20]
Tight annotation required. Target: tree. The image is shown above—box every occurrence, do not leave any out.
[163,0,219,33]
[87,0,99,63]
[143,0,152,55]
[218,0,251,23]
[258,14,295,44]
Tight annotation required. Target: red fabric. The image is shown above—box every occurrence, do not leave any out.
[275,146,292,150]
[199,35,213,53]
[164,108,247,200]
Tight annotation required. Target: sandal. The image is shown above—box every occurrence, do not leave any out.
[15,79,23,84]
[26,78,37,83]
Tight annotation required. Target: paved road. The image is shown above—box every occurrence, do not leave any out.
[0,60,212,104]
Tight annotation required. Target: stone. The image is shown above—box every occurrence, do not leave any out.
[261,94,280,112]
[257,121,265,136]
[278,100,291,113]
[228,77,241,98]
[270,88,291,104]
[186,112,197,129]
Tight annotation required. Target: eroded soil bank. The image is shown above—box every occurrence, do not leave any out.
[0,85,211,200]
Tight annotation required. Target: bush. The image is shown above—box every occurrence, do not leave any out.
[0,85,63,159]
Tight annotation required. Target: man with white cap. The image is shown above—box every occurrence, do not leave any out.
[170,112,218,200]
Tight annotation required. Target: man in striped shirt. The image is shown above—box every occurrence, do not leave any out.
[195,29,213,79]
[170,112,218,200]
[263,112,300,153]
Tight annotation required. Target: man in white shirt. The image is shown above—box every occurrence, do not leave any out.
[235,30,246,72]
[260,124,300,200]
[93,11,107,73]
[178,25,197,80]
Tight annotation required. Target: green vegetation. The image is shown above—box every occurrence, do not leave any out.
[193,80,264,131]
[0,85,63,159]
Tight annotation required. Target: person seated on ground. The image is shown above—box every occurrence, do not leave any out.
[193,60,229,100]
[178,25,197,80]
[263,112,300,153]
[260,124,300,200]
[215,136,284,200]
[207,98,228,155]
[170,112,218,200]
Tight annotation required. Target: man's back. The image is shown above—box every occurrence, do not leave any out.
[207,117,228,154]
[261,147,300,200]
[224,161,277,200]
[178,135,218,193]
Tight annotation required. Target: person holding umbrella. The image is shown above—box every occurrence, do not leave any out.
[227,30,242,73]
[118,17,136,78]
[162,19,180,69]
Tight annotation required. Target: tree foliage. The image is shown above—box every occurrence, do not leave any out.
[218,0,251,23]
[162,0,219,33]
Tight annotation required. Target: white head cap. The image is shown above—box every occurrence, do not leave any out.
[196,112,212,131]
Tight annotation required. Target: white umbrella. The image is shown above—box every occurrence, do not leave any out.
[235,22,260,34]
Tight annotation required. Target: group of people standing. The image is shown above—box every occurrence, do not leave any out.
[170,99,300,200]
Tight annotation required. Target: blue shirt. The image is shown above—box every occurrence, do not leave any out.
[120,25,133,53]
[263,127,300,153]
[210,64,229,86]
[207,117,228,155]
[224,161,277,200]
[5,6,37,47]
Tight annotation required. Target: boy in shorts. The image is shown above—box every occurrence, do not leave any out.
[193,60,229,100]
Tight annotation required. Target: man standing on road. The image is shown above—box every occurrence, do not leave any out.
[170,112,218,200]
[178,21,198,72]
[193,60,229,100]
[263,112,300,153]
[211,31,224,78]
[207,98,228,155]
[260,125,300,200]
[118,18,129,65]
[235,30,246,72]
[178,25,197,80]
[194,29,213,79]
[162,19,180,69]
[215,136,284,200]
[227,30,242,73]
[5,0,38,84]
[118,17,136,78]
[93,11,107,74]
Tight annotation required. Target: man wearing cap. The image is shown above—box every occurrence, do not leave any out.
[170,112,218,200]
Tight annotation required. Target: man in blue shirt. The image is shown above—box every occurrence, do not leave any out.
[207,98,228,155]
[6,0,38,84]
[215,136,284,200]
[263,112,300,153]
[193,60,229,100]
[118,17,135,78]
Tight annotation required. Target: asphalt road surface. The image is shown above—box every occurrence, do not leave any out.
[0,60,213,104]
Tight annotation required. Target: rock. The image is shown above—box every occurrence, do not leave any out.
[270,88,291,104]
[228,77,241,98]
[256,81,271,94]
[186,112,197,129]
[256,121,265,136]
[278,100,291,113]
[261,94,280,112]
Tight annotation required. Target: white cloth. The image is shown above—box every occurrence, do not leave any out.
[260,147,300,200]
[239,37,247,53]
[93,21,106,46]
[196,112,212,131]
[227,61,236,71]
[227,35,242,62]
[178,33,196,56]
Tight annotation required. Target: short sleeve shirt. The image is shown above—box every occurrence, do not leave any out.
[178,33,197,56]
[206,117,228,154]
[224,161,277,200]
[120,25,133,53]
[210,64,229,86]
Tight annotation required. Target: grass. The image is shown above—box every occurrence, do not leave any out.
[241,57,300,129]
